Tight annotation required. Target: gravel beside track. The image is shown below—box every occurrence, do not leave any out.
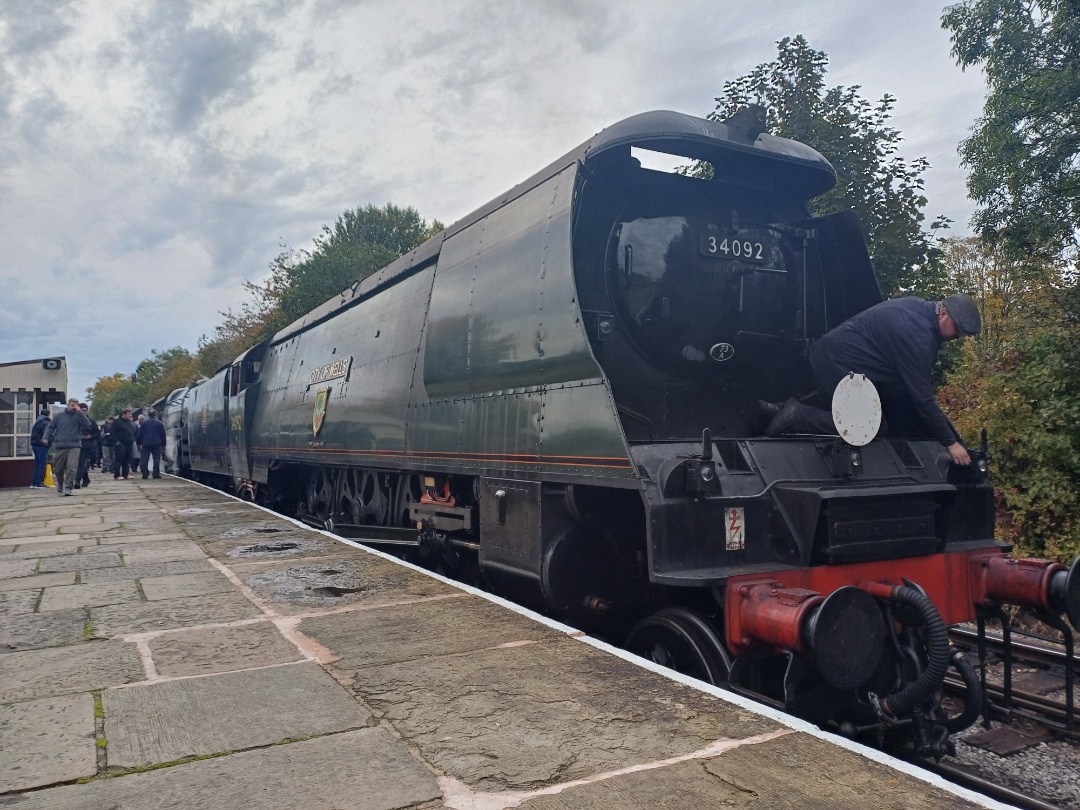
[952,727,1080,809]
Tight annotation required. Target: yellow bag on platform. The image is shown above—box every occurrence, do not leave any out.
[44,464,55,488]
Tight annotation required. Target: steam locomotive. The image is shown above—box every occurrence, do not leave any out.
[158,107,1079,759]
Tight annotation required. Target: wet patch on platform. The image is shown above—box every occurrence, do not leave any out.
[241,559,447,612]
[200,531,344,562]
[221,525,289,538]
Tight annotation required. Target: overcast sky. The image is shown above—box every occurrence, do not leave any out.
[0,0,986,402]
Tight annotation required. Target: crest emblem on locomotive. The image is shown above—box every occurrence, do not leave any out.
[312,386,330,435]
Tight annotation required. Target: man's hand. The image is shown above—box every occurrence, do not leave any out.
[946,442,971,465]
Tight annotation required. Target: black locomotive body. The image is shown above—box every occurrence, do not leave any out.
[168,108,1080,758]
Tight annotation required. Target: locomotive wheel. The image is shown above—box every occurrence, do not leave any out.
[393,474,423,528]
[626,608,732,686]
[305,467,335,521]
[339,468,389,525]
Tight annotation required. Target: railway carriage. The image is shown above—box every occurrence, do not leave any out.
[169,107,1080,758]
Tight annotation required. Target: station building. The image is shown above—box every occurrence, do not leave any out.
[0,357,68,488]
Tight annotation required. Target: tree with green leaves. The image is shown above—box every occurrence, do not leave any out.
[942,0,1080,262]
[938,237,1080,561]
[276,203,443,323]
[701,35,941,295]
[87,347,198,418]
[201,203,443,373]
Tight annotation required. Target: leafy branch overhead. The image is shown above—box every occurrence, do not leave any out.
[696,35,941,296]
[942,0,1080,262]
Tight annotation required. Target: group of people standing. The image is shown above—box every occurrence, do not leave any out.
[30,399,167,495]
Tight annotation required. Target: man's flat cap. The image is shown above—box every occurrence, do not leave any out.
[943,293,981,336]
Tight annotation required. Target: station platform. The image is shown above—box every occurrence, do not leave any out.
[0,475,1010,809]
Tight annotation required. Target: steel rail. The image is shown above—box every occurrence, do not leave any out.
[950,626,1078,669]
[919,759,1064,810]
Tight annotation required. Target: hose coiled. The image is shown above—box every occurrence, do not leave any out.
[943,647,983,732]
[880,585,950,717]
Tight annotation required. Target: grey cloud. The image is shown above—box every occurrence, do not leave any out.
[0,0,78,59]
[16,88,69,148]
[0,0,78,128]
[125,0,275,133]
[294,40,318,72]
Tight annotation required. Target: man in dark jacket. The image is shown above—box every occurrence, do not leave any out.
[110,409,136,480]
[765,294,981,465]
[74,403,99,489]
[100,416,116,473]
[29,409,51,488]
[42,399,93,495]
[138,409,167,479]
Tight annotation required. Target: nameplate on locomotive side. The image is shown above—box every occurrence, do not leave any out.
[307,356,352,387]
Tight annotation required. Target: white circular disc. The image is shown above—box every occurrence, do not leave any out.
[831,373,881,447]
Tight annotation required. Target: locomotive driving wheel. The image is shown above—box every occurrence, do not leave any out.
[305,467,335,524]
[626,607,732,686]
[392,473,423,528]
[339,468,390,525]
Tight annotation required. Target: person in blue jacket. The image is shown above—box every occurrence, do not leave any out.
[138,409,167,479]
[764,294,981,465]
[29,409,51,488]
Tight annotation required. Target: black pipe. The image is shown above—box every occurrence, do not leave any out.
[881,585,950,717]
[943,647,983,732]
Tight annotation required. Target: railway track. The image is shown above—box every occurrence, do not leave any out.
[920,759,1065,810]
[924,625,1080,808]
[947,625,1077,738]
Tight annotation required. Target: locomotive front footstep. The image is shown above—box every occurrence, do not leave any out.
[152,105,1080,761]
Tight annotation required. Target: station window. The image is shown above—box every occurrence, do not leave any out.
[0,391,34,459]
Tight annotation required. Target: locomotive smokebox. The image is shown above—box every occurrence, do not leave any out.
[729,583,884,690]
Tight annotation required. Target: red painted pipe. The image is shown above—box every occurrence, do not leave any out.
[972,555,1064,612]
[732,583,822,654]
